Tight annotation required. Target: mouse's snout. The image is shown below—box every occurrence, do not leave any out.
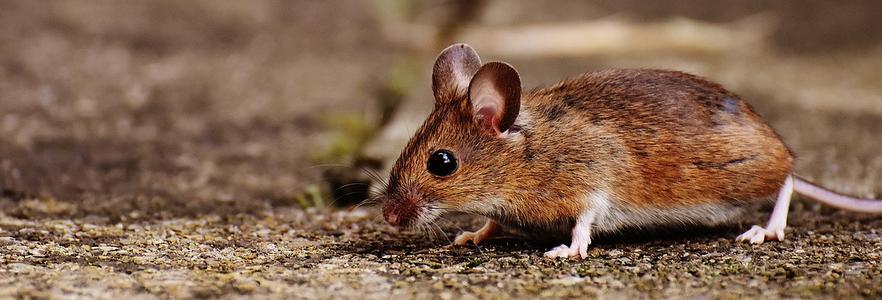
[382,205,402,226]
[382,188,423,227]
[382,198,416,227]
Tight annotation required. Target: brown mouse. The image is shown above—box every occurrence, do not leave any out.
[380,43,882,259]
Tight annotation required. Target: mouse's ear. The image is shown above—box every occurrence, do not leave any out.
[432,43,482,104]
[468,62,522,134]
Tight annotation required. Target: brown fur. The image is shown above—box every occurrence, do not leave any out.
[529,69,794,208]
[382,54,793,237]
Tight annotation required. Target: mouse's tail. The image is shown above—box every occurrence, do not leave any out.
[792,176,882,213]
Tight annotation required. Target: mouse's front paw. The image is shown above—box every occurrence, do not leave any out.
[453,220,501,246]
[736,225,785,244]
[544,244,579,258]
[453,231,481,246]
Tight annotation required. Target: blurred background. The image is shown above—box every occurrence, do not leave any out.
[1,0,881,220]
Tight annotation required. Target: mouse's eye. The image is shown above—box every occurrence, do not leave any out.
[427,150,458,177]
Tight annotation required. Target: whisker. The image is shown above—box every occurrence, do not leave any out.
[352,196,384,210]
[431,222,450,244]
[306,163,351,170]
[360,167,389,187]
[334,182,370,191]
[421,223,435,243]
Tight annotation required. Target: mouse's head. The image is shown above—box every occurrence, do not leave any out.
[382,44,525,228]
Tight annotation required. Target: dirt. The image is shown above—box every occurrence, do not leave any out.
[1,1,881,299]
[2,206,880,299]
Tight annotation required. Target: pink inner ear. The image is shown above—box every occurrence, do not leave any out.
[468,61,521,133]
[470,82,504,132]
[474,104,499,130]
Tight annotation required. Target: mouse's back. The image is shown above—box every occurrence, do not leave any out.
[525,69,794,209]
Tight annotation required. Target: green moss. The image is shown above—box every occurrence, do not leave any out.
[293,184,326,208]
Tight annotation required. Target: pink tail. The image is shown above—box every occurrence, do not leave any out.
[793,176,882,214]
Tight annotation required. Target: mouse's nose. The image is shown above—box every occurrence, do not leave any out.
[383,201,413,227]
[382,188,421,227]
[383,202,402,226]
[384,210,400,226]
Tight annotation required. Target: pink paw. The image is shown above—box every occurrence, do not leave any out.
[736,225,785,244]
[544,237,590,259]
[454,231,482,246]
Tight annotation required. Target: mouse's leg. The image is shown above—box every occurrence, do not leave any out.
[544,209,595,259]
[454,219,501,246]
[737,175,794,244]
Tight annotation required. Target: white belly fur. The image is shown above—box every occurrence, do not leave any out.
[483,191,747,241]
[589,190,748,234]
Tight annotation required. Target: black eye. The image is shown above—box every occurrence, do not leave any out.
[427,150,458,177]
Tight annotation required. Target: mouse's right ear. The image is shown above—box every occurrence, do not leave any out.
[468,62,521,134]
[432,43,482,104]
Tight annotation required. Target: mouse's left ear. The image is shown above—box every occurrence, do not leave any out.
[468,62,522,134]
[433,44,482,104]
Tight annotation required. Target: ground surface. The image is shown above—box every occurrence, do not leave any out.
[1,1,881,299]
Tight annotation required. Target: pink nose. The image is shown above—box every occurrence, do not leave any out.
[384,211,400,226]
[383,203,404,226]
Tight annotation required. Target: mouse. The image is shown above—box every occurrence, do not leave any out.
[379,43,882,259]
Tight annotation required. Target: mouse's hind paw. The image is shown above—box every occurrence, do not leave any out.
[737,176,792,245]
[736,225,785,244]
